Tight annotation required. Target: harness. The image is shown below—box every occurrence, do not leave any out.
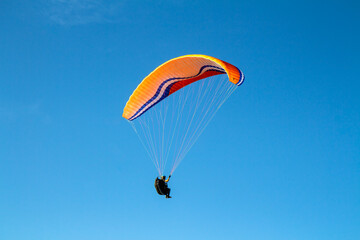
[154,178,169,195]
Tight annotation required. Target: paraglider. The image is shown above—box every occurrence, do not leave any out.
[123,54,244,198]
[154,175,171,198]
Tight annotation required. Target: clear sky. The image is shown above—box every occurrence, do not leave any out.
[1,0,359,239]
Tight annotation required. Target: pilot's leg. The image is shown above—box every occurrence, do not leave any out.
[165,188,171,198]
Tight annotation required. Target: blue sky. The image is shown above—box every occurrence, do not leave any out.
[1,0,359,239]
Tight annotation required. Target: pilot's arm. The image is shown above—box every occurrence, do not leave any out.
[165,175,171,182]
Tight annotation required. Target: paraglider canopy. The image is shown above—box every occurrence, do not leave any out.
[123,54,244,121]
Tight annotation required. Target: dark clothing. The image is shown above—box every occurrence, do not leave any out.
[154,177,171,198]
